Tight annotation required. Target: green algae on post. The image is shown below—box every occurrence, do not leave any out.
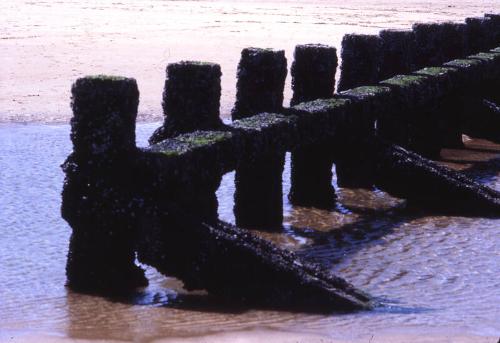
[341,85,392,99]
[292,97,350,114]
[414,66,457,77]
[231,112,295,131]
[468,52,500,61]
[149,130,233,157]
[84,75,131,81]
[381,74,428,88]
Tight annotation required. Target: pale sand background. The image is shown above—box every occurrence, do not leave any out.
[1,0,499,123]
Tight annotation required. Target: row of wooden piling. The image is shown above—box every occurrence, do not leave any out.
[63,14,500,299]
[338,13,500,91]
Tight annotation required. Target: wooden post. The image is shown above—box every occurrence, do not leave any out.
[464,17,492,55]
[289,44,338,208]
[149,61,225,144]
[337,34,383,92]
[149,61,226,225]
[412,22,466,69]
[379,29,416,80]
[232,48,287,229]
[485,14,500,48]
[63,75,148,294]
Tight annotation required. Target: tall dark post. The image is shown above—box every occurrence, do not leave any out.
[232,48,287,118]
[410,22,467,151]
[379,29,416,80]
[464,17,492,55]
[62,75,148,294]
[337,34,383,92]
[413,22,466,69]
[232,48,287,229]
[485,14,500,47]
[149,61,225,144]
[289,44,338,208]
[150,61,227,225]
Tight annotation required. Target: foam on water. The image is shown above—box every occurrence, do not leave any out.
[0,123,499,341]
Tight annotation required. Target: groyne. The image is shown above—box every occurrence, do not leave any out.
[62,13,500,311]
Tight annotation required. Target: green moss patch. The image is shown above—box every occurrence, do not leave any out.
[342,85,392,97]
[467,52,500,61]
[84,75,130,82]
[444,58,483,69]
[231,113,295,131]
[176,61,218,67]
[293,97,350,114]
[381,74,428,88]
[150,130,232,157]
[414,67,455,77]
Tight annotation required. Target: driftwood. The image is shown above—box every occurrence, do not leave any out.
[365,136,500,216]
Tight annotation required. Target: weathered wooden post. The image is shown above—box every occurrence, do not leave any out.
[445,50,500,144]
[464,17,492,55]
[149,61,225,144]
[149,61,226,224]
[379,29,416,80]
[409,22,467,150]
[412,22,466,69]
[62,75,148,293]
[337,34,383,92]
[288,44,338,208]
[232,48,287,229]
[336,86,391,188]
[485,14,500,47]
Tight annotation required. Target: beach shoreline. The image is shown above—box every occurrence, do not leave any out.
[2,329,498,343]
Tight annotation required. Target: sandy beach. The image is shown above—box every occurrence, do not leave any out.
[1,0,499,123]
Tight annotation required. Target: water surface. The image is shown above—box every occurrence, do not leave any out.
[1,0,499,122]
[0,123,499,341]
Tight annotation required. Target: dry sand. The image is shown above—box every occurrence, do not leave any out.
[1,0,498,123]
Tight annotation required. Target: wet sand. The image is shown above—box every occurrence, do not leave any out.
[1,124,499,343]
[3,331,499,343]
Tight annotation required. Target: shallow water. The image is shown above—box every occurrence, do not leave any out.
[1,0,499,122]
[0,123,499,341]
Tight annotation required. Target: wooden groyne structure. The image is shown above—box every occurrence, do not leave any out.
[62,14,500,311]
